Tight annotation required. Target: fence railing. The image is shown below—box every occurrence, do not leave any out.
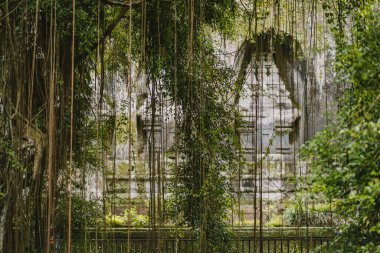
[58,227,335,253]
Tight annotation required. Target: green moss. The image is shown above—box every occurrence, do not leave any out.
[266,215,285,227]
[106,214,126,227]
[116,162,129,177]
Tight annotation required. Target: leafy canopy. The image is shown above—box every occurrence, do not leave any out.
[302,3,380,252]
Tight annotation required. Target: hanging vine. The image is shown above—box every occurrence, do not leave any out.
[1,0,376,252]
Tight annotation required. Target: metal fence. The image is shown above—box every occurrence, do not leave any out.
[62,235,334,253]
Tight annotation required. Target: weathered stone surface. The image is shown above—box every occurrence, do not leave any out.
[97,30,334,227]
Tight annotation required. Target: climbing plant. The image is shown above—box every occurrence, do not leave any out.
[302,2,380,252]
[2,0,379,252]
[0,0,241,252]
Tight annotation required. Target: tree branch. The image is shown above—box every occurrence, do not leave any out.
[100,0,141,7]
[77,8,128,62]
[101,0,171,7]
[94,7,128,51]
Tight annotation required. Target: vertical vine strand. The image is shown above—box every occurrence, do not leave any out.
[28,0,39,123]
[127,0,133,251]
[67,0,75,250]
[173,2,179,252]
[46,0,57,251]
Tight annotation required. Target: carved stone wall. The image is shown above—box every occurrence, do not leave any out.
[99,31,333,226]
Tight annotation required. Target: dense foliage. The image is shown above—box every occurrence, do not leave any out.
[302,2,380,252]
[1,0,379,252]
[0,0,240,252]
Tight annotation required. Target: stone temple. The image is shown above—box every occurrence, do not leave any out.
[89,30,334,227]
